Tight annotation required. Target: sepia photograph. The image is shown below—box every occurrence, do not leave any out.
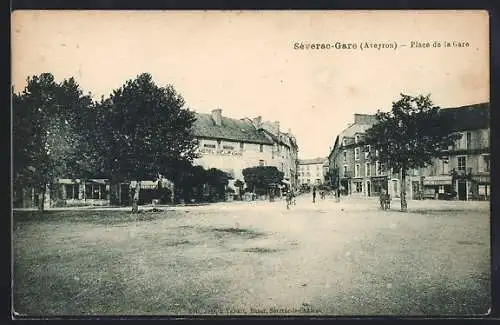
[11,10,490,317]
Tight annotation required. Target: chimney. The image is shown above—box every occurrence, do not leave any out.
[252,116,262,129]
[211,109,222,126]
[288,128,292,134]
[274,121,280,133]
[354,114,377,125]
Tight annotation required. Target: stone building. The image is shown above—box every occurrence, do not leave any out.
[192,109,299,190]
[327,103,490,201]
[298,157,328,186]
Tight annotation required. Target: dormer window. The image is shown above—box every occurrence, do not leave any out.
[342,138,347,147]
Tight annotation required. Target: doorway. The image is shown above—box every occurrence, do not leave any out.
[458,180,467,201]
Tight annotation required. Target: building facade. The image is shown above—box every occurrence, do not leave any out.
[298,157,328,186]
[192,109,299,190]
[327,114,401,198]
[416,103,490,201]
[327,103,490,201]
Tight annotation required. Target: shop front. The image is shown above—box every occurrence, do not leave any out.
[422,175,454,200]
[371,176,388,197]
[470,174,490,201]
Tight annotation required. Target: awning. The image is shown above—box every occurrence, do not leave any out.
[423,175,452,186]
[281,179,291,185]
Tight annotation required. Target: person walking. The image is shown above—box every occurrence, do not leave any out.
[312,186,317,203]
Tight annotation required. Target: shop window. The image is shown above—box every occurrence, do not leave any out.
[65,184,79,200]
[85,183,107,200]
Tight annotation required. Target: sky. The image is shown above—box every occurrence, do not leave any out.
[12,10,489,159]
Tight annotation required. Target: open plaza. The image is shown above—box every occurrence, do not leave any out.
[13,195,490,316]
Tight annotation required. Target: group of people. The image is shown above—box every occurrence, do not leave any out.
[285,186,391,210]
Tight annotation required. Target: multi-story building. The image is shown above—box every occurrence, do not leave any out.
[298,157,328,186]
[192,109,299,190]
[328,114,399,197]
[259,120,299,189]
[327,103,490,201]
[417,103,490,201]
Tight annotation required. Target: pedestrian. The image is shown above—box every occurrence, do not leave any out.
[312,186,316,203]
[336,188,341,202]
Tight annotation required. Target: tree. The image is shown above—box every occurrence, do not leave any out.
[234,179,244,200]
[94,73,198,212]
[205,168,231,201]
[242,166,284,196]
[364,94,461,212]
[12,73,94,211]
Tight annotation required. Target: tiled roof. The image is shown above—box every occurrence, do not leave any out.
[192,113,274,145]
[439,103,490,132]
[299,157,327,165]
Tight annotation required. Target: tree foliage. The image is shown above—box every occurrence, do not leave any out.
[364,93,461,211]
[12,73,94,210]
[94,73,199,183]
[242,166,284,193]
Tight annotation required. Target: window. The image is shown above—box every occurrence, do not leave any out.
[259,144,263,152]
[456,133,467,149]
[365,162,371,177]
[217,140,221,149]
[64,184,79,200]
[240,142,244,151]
[375,161,380,176]
[343,165,348,176]
[481,154,490,172]
[342,138,347,146]
[259,159,265,166]
[365,145,370,159]
[355,135,360,144]
[466,132,472,149]
[222,145,234,150]
[457,156,467,172]
[375,149,379,157]
[355,181,363,193]
[354,148,360,160]
[343,151,347,162]
[203,144,216,149]
[85,183,107,200]
[440,156,449,175]
[355,164,360,177]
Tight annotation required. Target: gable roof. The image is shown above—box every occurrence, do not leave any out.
[439,103,490,132]
[299,157,327,165]
[192,113,273,145]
